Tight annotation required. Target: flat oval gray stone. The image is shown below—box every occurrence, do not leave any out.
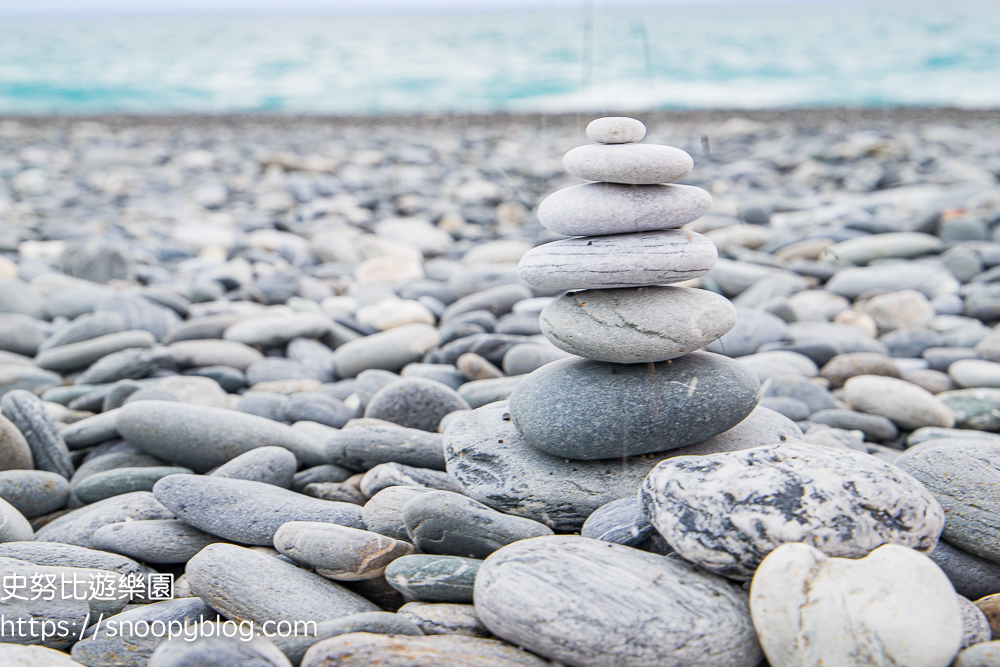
[509,352,760,459]
[385,554,481,603]
[40,311,126,352]
[563,143,694,184]
[153,475,363,546]
[274,521,414,580]
[475,535,762,667]
[580,496,654,546]
[149,634,292,667]
[92,519,224,564]
[359,462,460,498]
[0,541,147,574]
[0,413,33,471]
[272,611,422,666]
[364,378,470,432]
[540,286,737,363]
[187,543,378,625]
[397,601,489,637]
[74,347,177,386]
[35,491,174,548]
[61,409,121,450]
[362,486,431,542]
[586,116,645,144]
[1,390,74,478]
[537,182,712,236]
[0,470,69,518]
[74,467,192,504]
[642,442,946,580]
[518,229,717,291]
[333,324,440,379]
[35,330,156,372]
[896,442,1000,562]
[300,633,549,667]
[457,377,522,410]
[223,314,332,349]
[116,401,325,472]
[169,340,263,371]
[402,490,553,559]
[71,451,164,486]
[501,343,568,376]
[0,557,90,649]
[0,496,33,542]
[326,421,446,472]
[291,464,352,492]
[930,539,1000,600]
[211,446,297,488]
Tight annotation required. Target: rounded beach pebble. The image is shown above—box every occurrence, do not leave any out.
[563,143,694,184]
[585,116,646,144]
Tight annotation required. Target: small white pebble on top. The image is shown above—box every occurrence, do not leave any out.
[585,117,646,144]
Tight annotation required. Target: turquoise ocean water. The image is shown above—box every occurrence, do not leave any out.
[0,0,997,114]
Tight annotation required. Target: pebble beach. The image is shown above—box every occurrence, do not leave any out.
[0,107,1000,666]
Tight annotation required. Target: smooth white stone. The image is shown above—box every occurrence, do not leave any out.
[750,543,962,667]
[563,144,694,185]
[538,183,712,237]
[843,375,956,429]
[517,229,717,290]
[585,117,646,144]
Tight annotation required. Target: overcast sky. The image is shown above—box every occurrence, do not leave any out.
[0,0,834,15]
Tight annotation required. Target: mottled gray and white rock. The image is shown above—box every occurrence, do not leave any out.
[385,554,481,603]
[186,543,378,625]
[0,414,33,471]
[586,116,646,144]
[333,323,440,378]
[518,230,717,291]
[537,182,712,236]
[361,486,431,542]
[509,352,760,459]
[539,286,736,363]
[960,595,992,649]
[930,539,1000,601]
[843,375,956,430]
[954,641,1000,667]
[475,535,761,667]
[896,442,1000,563]
[73,466,191,504]
[34,491,173,548]
[211,446,297,488]
[326,420,446,472]
[117,401,325,472]
[580,497,654,546]
[563,143,694,185]
[937,388,1000,431]
[148,635,292,667]
[750,543,962,667]
[305,482,366,505]
[0,390,74,478]
[0,470,69,518]
[398,602,489,637]
[274,521,414,580]
[641,443,945,579]
[402,490,553,559]
[359,462,460,497]
[92,519,224,564]
[153,475,363,546]
[300,633,549,667]
[364,378,470,432]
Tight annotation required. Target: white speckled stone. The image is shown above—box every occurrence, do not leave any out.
[563,143,693,185]
[640,443,945,580]
[517,229,717,291]
[475,535,762,667]
[539,286,736,363]
[586,117,646,144]
[537,183,712,236]
[750,543,962,667]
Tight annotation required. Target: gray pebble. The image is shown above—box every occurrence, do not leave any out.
[184,365,246,392]
[359,462,460,498]
[1,389,74,478]
[102,380,145,411]
[39,311,126,352]
[153,474,363,545]
[326,420,446,472]
[586,116,646,143]
[398,602,489,637]
[224,314,332,349]
[501,343,568,376]
[0,541,147,574]
[0,363,63,398]
[92,519,224,564]
[61,409,120,449]
[428,333,531,367]
[0,558,90,649]
[441,285,532,322]
[954,640,1000,667]
[35,330,156,372]
[930,539,1000,600]
[361,486,431,542]
[237,391,289,421]
[457,376,522,409]
[34,491,174,548]
[580,496,654,546]
[95,294,182,342]
[385,554,481,603]
[283,392,355,428]
[300,633,548,667]
[304,482,366,505]
[274,521,415,580]
[286,337,337,383]
[960,595,993,648]
[758,396,811,421]
[169,339,263,371]
[75,347,177,385]
[332,323,440,378]
[272,611,423,666]
[0,496,33,542]
[364,378,470,432]
[563,142,693,184]
[0,470,69,518]
[149,635,292,667]
[400,363,465,390]
[809,408,899,441]
[74,466,192,504]
[0,413,33,470]
[291,464,352,492]
[247,358,318,385]
[71,451,164,486]
[211,446,297,488]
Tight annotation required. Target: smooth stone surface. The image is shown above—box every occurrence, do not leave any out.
[445,401,799,530]
[704,307,789,357]
[952,360,1000,388]
[153,475,363,546]
[739,351,818,382]
[0,496,33,542]
[117,401,325,472]
[364,378,470,432]
[0,363,62,398]
[169,339,263,371]
[0,541,146,574]
[274,521,415,580]
[401,363,465,390]
[0,470,69,518]
[476,535,761,667]
[93,518,223,563]
[74,347,177,385]
[291,464,354,492]
[62,409,120,449]
[211,446,297,488]
[518,230,717,291]
[937,389,1000,431]
[955,641,1000,667]
[333,323,441,378]
[402,490,553,559]
[826,264,960,300]
[580,497,654,546]
[35,330,155,373]
[0,644,87,666]
[509,352,760,459]
[327,420,446,472]
[73,466,192,504]
[641,442,945,579]
[385,554,481,603]
[283,392,355,429]
[843,375,956,430]
[750,543,962,667]
[820,351,902,388]
[758,396,811,421]
[362,486,431,542]
[224,313,331,348]
[0,415,33,471]
[961,595,993,649]
[305,482,366,505]
[537,182,712,236]
[501,343,568,376]
[809,408,899,441]
[930,539,1000,600]
[148,635,292,667]
[272,612,422,666]
[540,286,736,363]
[0,558,91,648]
[95,294,181,341]
[398,602,489,637]
[896,442,1000,562]
[453,376,519,410]
[187,543,378,625]
[359,462,460,497]
[300,634,549,667]
[563,143,694,184]
[1,390,74,478]
[586,116,646,144]
[34,491,173,548]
